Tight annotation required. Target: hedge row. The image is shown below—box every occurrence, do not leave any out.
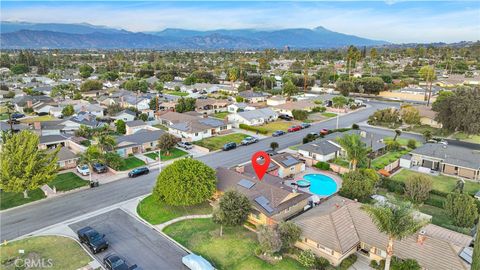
[238,124,269,134]
[314,161,330,171]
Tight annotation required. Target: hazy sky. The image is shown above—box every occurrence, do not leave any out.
[1,1,479,43]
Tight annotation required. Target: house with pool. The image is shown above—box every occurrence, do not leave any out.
[292,195,473,270]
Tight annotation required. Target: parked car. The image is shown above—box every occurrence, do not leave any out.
[92,163,107,173]
[104,254,138,270]
[300,123,311,129]
[128,167,149,178]
[272,130,285,137]
[76,164,90,176]
[222,142,237,151]
[6,119,20,125]
[309,131,320,137]
[77,226,108,254]
[241,136,258,145]
[37,112,49,116]
[177,141,193,150]
[278,114,293,121]
[288,125,302,132]
[320,128,329,135]
[11,113,25,119]
[182,254,214,270]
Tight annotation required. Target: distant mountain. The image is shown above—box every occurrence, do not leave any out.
[0,22,389,49]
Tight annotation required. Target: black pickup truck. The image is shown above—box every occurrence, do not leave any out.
[77,226,109,254]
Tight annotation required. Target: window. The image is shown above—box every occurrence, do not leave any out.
[195,133,198,136]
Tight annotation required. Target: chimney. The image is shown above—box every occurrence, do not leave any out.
[26,100,33,108]
[33,121,41,130]
[417,230,427,244]
[235,165,245,174]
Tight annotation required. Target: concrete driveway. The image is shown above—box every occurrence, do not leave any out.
[69,209,188,270]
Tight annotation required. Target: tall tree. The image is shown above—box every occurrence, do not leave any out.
[157,133,177,155]
[0,131,59,198]
[393,129,402,141]
[418,66,436,106]
[363,198,427,270]
[283,80,298,97]
[97,134,116,152]
[278,221,302,251]
[336,133,369,170]
[78,145,102,182]
[444,193,478,228]
[213,190,251,237]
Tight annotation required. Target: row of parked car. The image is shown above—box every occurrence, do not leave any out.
[222,136,259,151]
[77,226,141,270]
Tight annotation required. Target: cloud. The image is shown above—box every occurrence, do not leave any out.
[1,1,479,43]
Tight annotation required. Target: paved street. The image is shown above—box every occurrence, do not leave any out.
[69,209,188,270]
[0,101,402,241]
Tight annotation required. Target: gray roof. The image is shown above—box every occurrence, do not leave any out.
[170,117,225,133]
[53,147,78,161]
[114,109,136,117]
[298,139,341,155]
[411,143,480,170]
[324,129,386,152]
[271,153,302,168]
[125,120,146,127]
[116,129,164,146]
[40,134,68,144]
[236,108,277,121]
[238,90,267,98]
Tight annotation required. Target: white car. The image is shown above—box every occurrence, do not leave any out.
[76,164,90,176]
[182,254,214,270]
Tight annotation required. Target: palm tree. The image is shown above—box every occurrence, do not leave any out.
[336,133,369,170]
[78,145,102,183]
[4,101,15,133]
[393,129,402,141]
[97,134,116,152]
[363,198,427,270]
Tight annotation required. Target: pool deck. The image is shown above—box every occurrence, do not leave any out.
[284,168,343,197]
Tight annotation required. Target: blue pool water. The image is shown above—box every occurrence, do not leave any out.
[296,180,311,188]
[303,174,338,196]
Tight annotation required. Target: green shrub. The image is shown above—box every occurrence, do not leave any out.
[337,254,357,270]
[370,260,379,269]
[379,177,405,194]
[391,258,421,270]
[298,249,316,268]
[429,189,449,197]
[238,124,268,134]
[424,194,446,209]
[79,140,91,147]
[128,153,134,157]
[314,161,330,171]
[311,106,326,113]
[407,139,417,149]
[292,109,308,121]
[145,147,152,152]
[23,107,34,113]
[352,123,359,129]
[316,257,330,270]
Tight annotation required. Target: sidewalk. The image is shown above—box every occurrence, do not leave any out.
[155,214,213,231]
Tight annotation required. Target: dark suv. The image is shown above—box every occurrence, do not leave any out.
[104,254,139,270]
[128,167,149,178]
[92,163,108,173]
[77,226,109,254]
[222,142,237,151]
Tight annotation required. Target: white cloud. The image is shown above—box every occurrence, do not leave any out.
[2,2,479,43]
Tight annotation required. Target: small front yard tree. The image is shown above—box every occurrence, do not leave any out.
[270,142,279,151]
[257,225,282,256]
[157,133,177,155]
[0,131,59,198]
[115,120,126,134]
[153,159,216,206]
[363,198,427,270]
[212,190,251,237]
[444,193,478,228]
[339,169,379,202]
[278,221,302,251]
[292,109,308,121]
[61,104,75,117]
[404,174,432,203]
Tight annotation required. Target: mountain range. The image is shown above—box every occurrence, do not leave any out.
[0,21,388,49]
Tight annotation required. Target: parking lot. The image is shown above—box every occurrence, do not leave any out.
[69,209,188,270]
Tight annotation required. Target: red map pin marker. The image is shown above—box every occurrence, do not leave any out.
[251,151,271,181]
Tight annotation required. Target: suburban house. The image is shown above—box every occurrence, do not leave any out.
[12,95,54,113]
[38,134,69,149]
[112,110,136,122]
[74,103,104,118]
[125,120,149,135]
[238,91,269,103]
[292,196,473,270]
[270,153,306,178]
[266,96,287,106]
[298,130,386,164]
[195,98,230,114]
[227,107,278,127]
[216,167,311,226]
[227,102,256,113]
[115,129,165,158]
[61,112,104,130]
[50,147,79,170]
[119,95,151,111]
[273,100,317,116]
[413,105,442,128]
[406,143,480,180]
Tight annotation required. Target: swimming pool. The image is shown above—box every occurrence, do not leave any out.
[296,179,311,188]
[303,174,338,196]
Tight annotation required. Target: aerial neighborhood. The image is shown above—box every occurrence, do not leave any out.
[1,6,480,270]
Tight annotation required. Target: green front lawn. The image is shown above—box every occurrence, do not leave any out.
[403,125,452,137]
[153,124,169,130]
[164,90,189,97]
[19,115,56,123]
[119,156,146,171]
[144,148,188,162]
[0,113,9,120]
[321,112,337,118]
[48,172,88,192]
[452,132,480,144]
[163,218,305,270]
[331,157,350,168]
[137,195,212,224]
[392,169,480,195]
[384,137,422,148]
[212,111,231,119]
[193,133,250,151]
[371,149,410,170]
[0,189,46,210]
[0,236,91,270]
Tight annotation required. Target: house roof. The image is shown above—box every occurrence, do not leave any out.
[235,108,277,121]
[271,153,303,168]
[159,111,198,124]
[413,105,437,119]
[411,143,480,170]
[116,129,164,147]
[170,117,226,133]
[298,140,341,155]
[216,167,310,218]
[238,90,268,98]
[273,100,316,111]
[125,120,146,128]
[114,109,136,117]
[293,196,472,270]
[39,134,68,144]
[50,147,78,161]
